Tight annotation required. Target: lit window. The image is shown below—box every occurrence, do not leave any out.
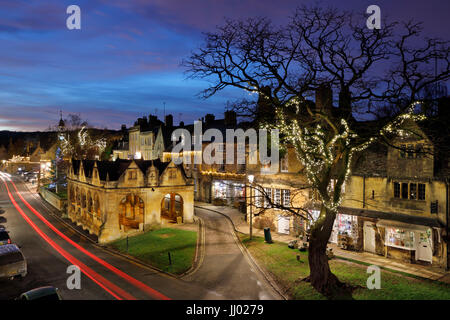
[264,188,272,208]
[283,189,291,207]
[274,189,281,207]
[410,183,417,200]
[280,155,288,172]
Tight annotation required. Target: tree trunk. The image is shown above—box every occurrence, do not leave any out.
[307,205,352,299]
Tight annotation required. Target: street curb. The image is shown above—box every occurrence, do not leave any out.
[179,216,206,278]
[194,205,290,300]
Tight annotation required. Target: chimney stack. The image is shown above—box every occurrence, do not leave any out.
[165,114,173,127]
[205,114,215,127]
[224,110,237,127]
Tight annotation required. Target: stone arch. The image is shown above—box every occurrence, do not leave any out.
[76,186,81,207]
[94,193,101,219]
[81,189,87,209]
[119,194,144,231]
[161,193,183,223]
[69,185,75,204]
[87,190,93,214]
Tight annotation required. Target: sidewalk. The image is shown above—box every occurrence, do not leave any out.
[195,202,450,284]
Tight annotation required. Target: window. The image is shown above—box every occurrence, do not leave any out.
[283,189,291,207]
[274,189,281,207]
[264,188,272,208]
[410,183,417,200]
[407,144,414,158]
[399,144,406,158]
[128,171,137,180]
[280,155,288,172]
[416,144,423,158]
[254,188,262,208]
[386,228,415,249]
[401,183,408,199]
[394,181,426,201]
[418,184,426,200]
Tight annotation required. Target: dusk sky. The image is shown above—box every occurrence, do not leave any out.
[1,0,449,131]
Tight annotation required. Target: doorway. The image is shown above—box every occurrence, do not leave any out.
[277,215,290,235]
[417,230,433,263]
[161,193,183,223]
[364,221,376,253]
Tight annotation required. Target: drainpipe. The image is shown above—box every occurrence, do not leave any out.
[362,175,366,208]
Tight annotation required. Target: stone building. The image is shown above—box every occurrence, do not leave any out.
[340,119,449,268]
[241,93,450,269]
[67,158,194,243]
[245,146,311,236]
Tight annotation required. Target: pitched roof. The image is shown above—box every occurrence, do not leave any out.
[71,158,184,181]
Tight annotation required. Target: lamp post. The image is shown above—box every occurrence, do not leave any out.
[248,174,254,240]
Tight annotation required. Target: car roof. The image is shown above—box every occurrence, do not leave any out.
[22,286,58,299]
[0,244,20,256]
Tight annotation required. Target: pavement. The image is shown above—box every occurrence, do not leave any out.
[194,202,450,284]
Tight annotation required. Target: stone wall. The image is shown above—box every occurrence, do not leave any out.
[40,187,67,212]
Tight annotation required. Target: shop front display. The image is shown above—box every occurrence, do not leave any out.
[212,180,245,205]
[377,220,433,264]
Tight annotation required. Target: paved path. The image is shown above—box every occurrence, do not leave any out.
[182,206,282,300]
[195,202,450,284]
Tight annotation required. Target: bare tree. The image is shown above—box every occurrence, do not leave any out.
[183,5,449,298]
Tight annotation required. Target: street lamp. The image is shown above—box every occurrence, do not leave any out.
[248,174,254,240]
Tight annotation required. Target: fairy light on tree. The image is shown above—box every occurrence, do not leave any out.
[183,5,449,297]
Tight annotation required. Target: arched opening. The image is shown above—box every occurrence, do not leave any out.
[87,191,93,214]
[69,186,75,212]
[161,193,183,223]
[76,187,80,207]
[119,194,144,231]
[94,193,101,220]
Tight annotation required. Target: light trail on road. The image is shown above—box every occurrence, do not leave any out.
[4,175,170,300]
[0,175,135,300]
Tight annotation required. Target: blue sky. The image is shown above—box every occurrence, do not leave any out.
[0,0,449,131]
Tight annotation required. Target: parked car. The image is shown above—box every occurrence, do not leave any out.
[18,286,62,300]
[0,244,27,279]
[0,228,11,246]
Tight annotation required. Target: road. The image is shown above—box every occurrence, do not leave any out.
[183,207,281,300]
[0,174,211,300]
[0,173,282,300]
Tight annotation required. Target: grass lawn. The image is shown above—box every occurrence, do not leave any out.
[110,228,197,275]
[240,234,450,300]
